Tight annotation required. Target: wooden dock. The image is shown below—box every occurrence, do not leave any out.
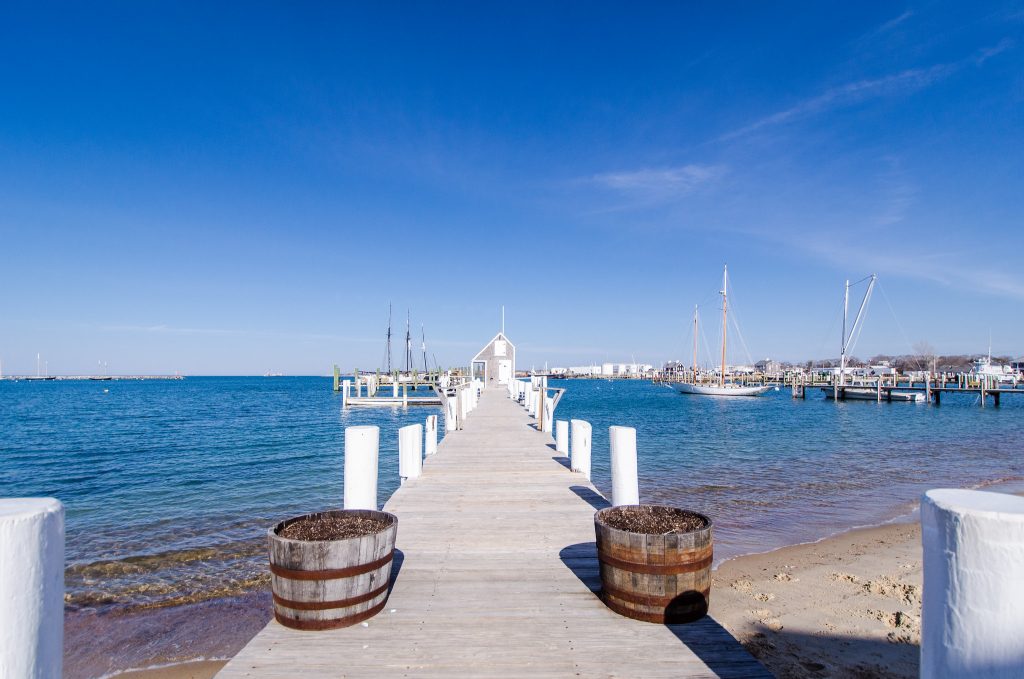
[217,388,768,678]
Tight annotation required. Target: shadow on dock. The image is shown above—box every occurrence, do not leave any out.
[551,455,571,469]
[569,484,611,510]
[387,548,405,597]
[558,542,769,678]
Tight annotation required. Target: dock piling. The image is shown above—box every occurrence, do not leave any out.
[0,498,64,679]
[343,426,379,510]
[609,426,639,506]
[570,419,592,479]
[555,420,568,454]
[399,424,423,483]
[921,489,1024,678]
[425,415,438,456]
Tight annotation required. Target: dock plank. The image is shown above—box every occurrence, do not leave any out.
[217,388,769,678]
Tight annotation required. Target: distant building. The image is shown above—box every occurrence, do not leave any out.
[754,358,780,375]
[471,332,516,389]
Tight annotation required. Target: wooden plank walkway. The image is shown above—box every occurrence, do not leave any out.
[217,388,769,678]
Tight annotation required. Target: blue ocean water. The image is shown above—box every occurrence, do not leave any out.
[553,379,1024,561]
[1,377,440,612]
[2,376,1023,675]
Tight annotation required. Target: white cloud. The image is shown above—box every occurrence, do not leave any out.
[586,164,725,205]
[720,41,1014,142]
[720,64,956,141]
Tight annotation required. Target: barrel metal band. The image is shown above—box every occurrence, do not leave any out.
[600,593,707,624]
[601,582,710,607]
[270,551,393,581]
[274,598,387,631]
[272,582,389,611]
[597,552,713,575]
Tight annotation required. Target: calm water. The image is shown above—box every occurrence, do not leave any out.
[2,376,1023,675]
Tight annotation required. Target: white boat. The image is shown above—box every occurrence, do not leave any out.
[818,274,923,403]
[674,382,771,397]
[672,265,769,398]
[970,355,1018,384]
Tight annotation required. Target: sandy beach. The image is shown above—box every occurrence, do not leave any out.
[711,521,922,678]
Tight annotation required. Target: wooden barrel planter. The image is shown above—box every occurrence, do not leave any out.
[268,509,397,631]
[594,505,712,624]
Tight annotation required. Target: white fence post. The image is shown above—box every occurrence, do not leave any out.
[921,489,1024,678]
[570,419,592,479]
[342,379,351,408]
[555,420,569,454]
[425,415,438,456]
[610,425,639,506]
[0,498,64,679]
[399,424,423,483]
[344,425,379,510]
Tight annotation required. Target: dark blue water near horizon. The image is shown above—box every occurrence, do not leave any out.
[2,376,1024,676]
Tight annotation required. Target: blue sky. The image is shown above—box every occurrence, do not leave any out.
[1,2,1022,374]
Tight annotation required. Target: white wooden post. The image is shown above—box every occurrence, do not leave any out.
[342,379,351,408]
[425,415,438,456]
[555,420,569,454]
[399,424,423,483]
[610,426,639,506]
[402,384,408,408]
[0,498,64,679]
[343,425,379,510]
[921,489,1024,678]
[570,419,592,479]
[444,391,458,431]
[458,387,468,428]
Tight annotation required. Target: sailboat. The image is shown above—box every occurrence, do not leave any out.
[822,274,925,402]
[671,266,770,397]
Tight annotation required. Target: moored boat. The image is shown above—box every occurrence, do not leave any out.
[673,266,769,399]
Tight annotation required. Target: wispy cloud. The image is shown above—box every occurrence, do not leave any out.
[974,38,1014,65]
[876,10,914,34]
[720,41,1015,141]
[98,324,381,343]
[585,164,725,206]
[720,64,956,141]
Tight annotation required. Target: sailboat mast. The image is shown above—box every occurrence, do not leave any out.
[840,280,849,386]
[421,325,427,373]
[692,305,698,382]
[386,304,393,373]
[405,310,412,373]
[720,265,728,388]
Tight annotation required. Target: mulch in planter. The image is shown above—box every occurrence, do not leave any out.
[600,506,708,534]
[278,515,390,541]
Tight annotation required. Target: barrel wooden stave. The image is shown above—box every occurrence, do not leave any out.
[594,506,712,624]
[269,509,397,631]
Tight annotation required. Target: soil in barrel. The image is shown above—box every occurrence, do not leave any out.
[278,515,389,541]
[601,506,708,534]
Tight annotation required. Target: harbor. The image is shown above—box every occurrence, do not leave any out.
[5,4,1024,677]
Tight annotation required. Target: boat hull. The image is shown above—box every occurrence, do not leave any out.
[822,387,926,402]
[671,382,770,397]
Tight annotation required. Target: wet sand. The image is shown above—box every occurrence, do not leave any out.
[711,522,922,678]
[64,591,270,679]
